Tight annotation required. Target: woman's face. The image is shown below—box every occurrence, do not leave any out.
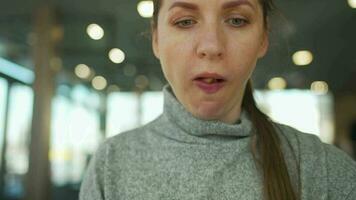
[152,0,269,124]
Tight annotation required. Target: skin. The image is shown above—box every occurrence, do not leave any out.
[152,0,269,124]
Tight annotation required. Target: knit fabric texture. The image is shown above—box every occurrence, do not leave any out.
[80,85,356,200]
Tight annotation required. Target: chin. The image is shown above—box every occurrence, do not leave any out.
[191,102,224,121]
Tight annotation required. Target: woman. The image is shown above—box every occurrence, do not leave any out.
[79,0,356,199]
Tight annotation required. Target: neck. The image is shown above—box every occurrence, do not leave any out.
[219,104,242,124]
[161,84,253,139]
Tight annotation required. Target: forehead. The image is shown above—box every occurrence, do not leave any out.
[161,0,260,12]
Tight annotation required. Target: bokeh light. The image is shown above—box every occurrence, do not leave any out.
[109,48,125,64]
[86,24,104,40]
[75,64,91,79]
[292,50,313,66]
[268,77,287,90]
[311,81,329,94]
[92,76,107,90]
[137,1,154,18]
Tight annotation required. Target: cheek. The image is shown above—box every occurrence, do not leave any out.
[227,33,262,74]
[159,33,193,86]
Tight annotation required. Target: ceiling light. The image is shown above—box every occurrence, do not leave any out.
[137,1,154,18]
[123,64,137,77]
[268,77,287,90]
[311,81,328,94]
[109,48,125,64]
[75,64,91,79]
[86,24,104,40]
[92,76,107,90]
[292,50,313,66]
[108,84,120,92]
[348,0,356,8]
[135,75,149,89]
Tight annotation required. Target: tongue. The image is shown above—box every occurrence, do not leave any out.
[200,78,216,84]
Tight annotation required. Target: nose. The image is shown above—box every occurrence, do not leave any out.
[196,25,225,60]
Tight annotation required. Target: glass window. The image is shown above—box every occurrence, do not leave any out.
[255,90,334,143]
[141,92,163,124]
[4,83,34,198]
[106,92,140,138]
[5,84,34,174]
[0,77,8,166]
[106,91,164,137]
[50,85,102,186]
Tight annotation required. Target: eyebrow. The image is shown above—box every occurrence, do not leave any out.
[222,0,255,10]
[168,0,255,11]
[168,1,198,11]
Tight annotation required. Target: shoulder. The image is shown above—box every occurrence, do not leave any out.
[80,117,162,199]
[105,115,162,149]
[83,115,162,171]
[273,122,356,199]
[92,115,163,161]
[322,142,356,199]
[274,122,356,167]
[272,122,326,165]
[273,122,356,173]
[273,122,321,150]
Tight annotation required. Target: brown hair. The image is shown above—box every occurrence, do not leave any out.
[151,1,299,200]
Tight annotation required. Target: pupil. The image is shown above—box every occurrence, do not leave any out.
[183,20,191,25]
[233,19,241,25]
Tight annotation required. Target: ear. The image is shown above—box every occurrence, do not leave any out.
[151,27,160,60]
[257,32,269,58]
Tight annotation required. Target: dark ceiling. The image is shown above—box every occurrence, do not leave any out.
[0,0,355,93]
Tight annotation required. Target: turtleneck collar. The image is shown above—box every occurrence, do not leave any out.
[161,84,253,138]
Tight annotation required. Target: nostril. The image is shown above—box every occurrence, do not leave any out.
[200,52,206,57]
[198,51,223,59]
[196,42,225,59]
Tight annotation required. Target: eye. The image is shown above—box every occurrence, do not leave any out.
[174,19,196,28]
[226,18,248,27]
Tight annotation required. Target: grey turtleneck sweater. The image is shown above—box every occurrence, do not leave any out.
[79,85,356,200]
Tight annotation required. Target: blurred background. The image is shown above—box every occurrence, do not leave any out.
[0,0,355,199]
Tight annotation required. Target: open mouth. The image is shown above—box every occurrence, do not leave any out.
[194,77,225,84]
[193,77,226,93]
[192,72,227,93]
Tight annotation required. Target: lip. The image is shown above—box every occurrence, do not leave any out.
[192,72,227,94]
[193,72,226,81]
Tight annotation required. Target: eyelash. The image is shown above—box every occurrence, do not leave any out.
[226,18,249,27]
[174,17,249,28]
[174,19,196,28]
